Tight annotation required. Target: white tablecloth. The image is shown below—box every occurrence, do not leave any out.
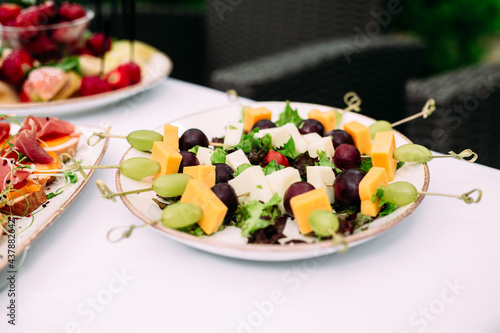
[1,78,499,333]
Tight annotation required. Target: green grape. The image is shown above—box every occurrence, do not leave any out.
[369,120,392,140]
[126,130,163,151]
[119,157,161,180]
[382,182,418,206]
[393,144,433,163]
[308,210,339,237]
[334,110,343,127]
[152,173,192,197]
[161,202,203,229]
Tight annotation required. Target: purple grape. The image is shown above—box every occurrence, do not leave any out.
[215,163,234,183]
[252,119,276,131]
[179,128,209,151]
[297,119,325,136]
[333,169,365,205]
[283,181,315,217]
[211,183,238,220]
[333,144,361,170]
[326,129,354,148]
[178,151,199,173]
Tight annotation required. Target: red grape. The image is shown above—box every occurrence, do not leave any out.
[179,129,209,151]
[283,181,315,217]
[297,119,325,136]
[333,144,361,170]
[326,129,354,148]
[333,169,365,205]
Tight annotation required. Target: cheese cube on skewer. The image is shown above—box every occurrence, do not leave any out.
[307,137,335,158]
[223,122,244,149]
[266,167,301,212]
[306,166,336,203]
[229,166,273,204]
[196,147,214,165]
[226,149,251,171]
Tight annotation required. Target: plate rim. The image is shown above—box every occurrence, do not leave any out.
[0,47,173,113]
[115,101,429,258]
[0,125,109,271]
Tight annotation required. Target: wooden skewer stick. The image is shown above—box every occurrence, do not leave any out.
[391,98,436,127]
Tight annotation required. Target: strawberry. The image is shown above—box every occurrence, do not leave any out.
[38,1,57,24]
[79,76,112,97]
[19,87,31,103]
[15,6,43,27]
[86,33,112,57]
[0,3,22,26]
[0,49,34,87]
[59,2,86,21]
[106,67,131,90]
[118,62,141,85]
[24,34,60,62]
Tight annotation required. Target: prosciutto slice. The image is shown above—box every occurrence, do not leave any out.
[20,115,75,139]
[0,123,10,142]
[0,157,31,192]
[14,119,54,164]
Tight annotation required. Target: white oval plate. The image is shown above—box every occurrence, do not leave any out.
[0,48,172,116]
[116,102,429,261]
[0,125,108,271]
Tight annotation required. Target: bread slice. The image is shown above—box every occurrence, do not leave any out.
[1,134,80,217]
[1,179,47,217]
[43,136,80,160]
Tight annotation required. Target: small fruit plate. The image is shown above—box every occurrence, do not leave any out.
[0,125,108,271]
[0,46,172,116]
[117,102,429,261]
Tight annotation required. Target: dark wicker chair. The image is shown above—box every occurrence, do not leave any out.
[205,0,425,122]
[405,64,500,169]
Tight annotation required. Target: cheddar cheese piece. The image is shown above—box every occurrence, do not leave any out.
[243,107,272,133]
[182,165,216,188]
[150,141,182,178]
[308,109,336,132]
[180,179,228,235]
[358,167,388,217]
[344,121,372,154]
[163,124,179,151]
[371,131,397,181]
[290,187,332,235]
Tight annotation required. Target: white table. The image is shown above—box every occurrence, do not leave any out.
[1,78,499,333]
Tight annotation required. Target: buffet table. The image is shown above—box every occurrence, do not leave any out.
[1,78,499,333]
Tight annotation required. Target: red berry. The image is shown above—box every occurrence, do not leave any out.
[19,86,31,102]
[106,68,131,90]
[15,6,43,27]
[79,76,112,97]
[0,3,22,26]
[38,1,57,24]
[86,33,112,57]
[118,62,141,85]
[1,49,34,87]
[265,150,289,167]
[59,2,86,21]
[24,34,60,62]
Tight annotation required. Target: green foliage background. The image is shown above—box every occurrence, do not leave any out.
[392,0,500,74]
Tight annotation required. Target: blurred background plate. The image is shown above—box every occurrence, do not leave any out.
[0,49,172,116]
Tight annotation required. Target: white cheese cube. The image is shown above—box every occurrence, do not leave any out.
[229,166,273,204]
[226,149,251,171]
[306,166,336,203]
[265,167,301,212]
[281,123,308,153]
[196,147,214,165]
[254,127,279,139]
[307,137,335,158]
[302,132,322,145]
[223,122,244,149]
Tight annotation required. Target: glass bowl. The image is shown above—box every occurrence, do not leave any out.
[0,9,94,63]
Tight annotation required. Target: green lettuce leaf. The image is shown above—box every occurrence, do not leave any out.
[236,193,282,237]
[276,100,303,126]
